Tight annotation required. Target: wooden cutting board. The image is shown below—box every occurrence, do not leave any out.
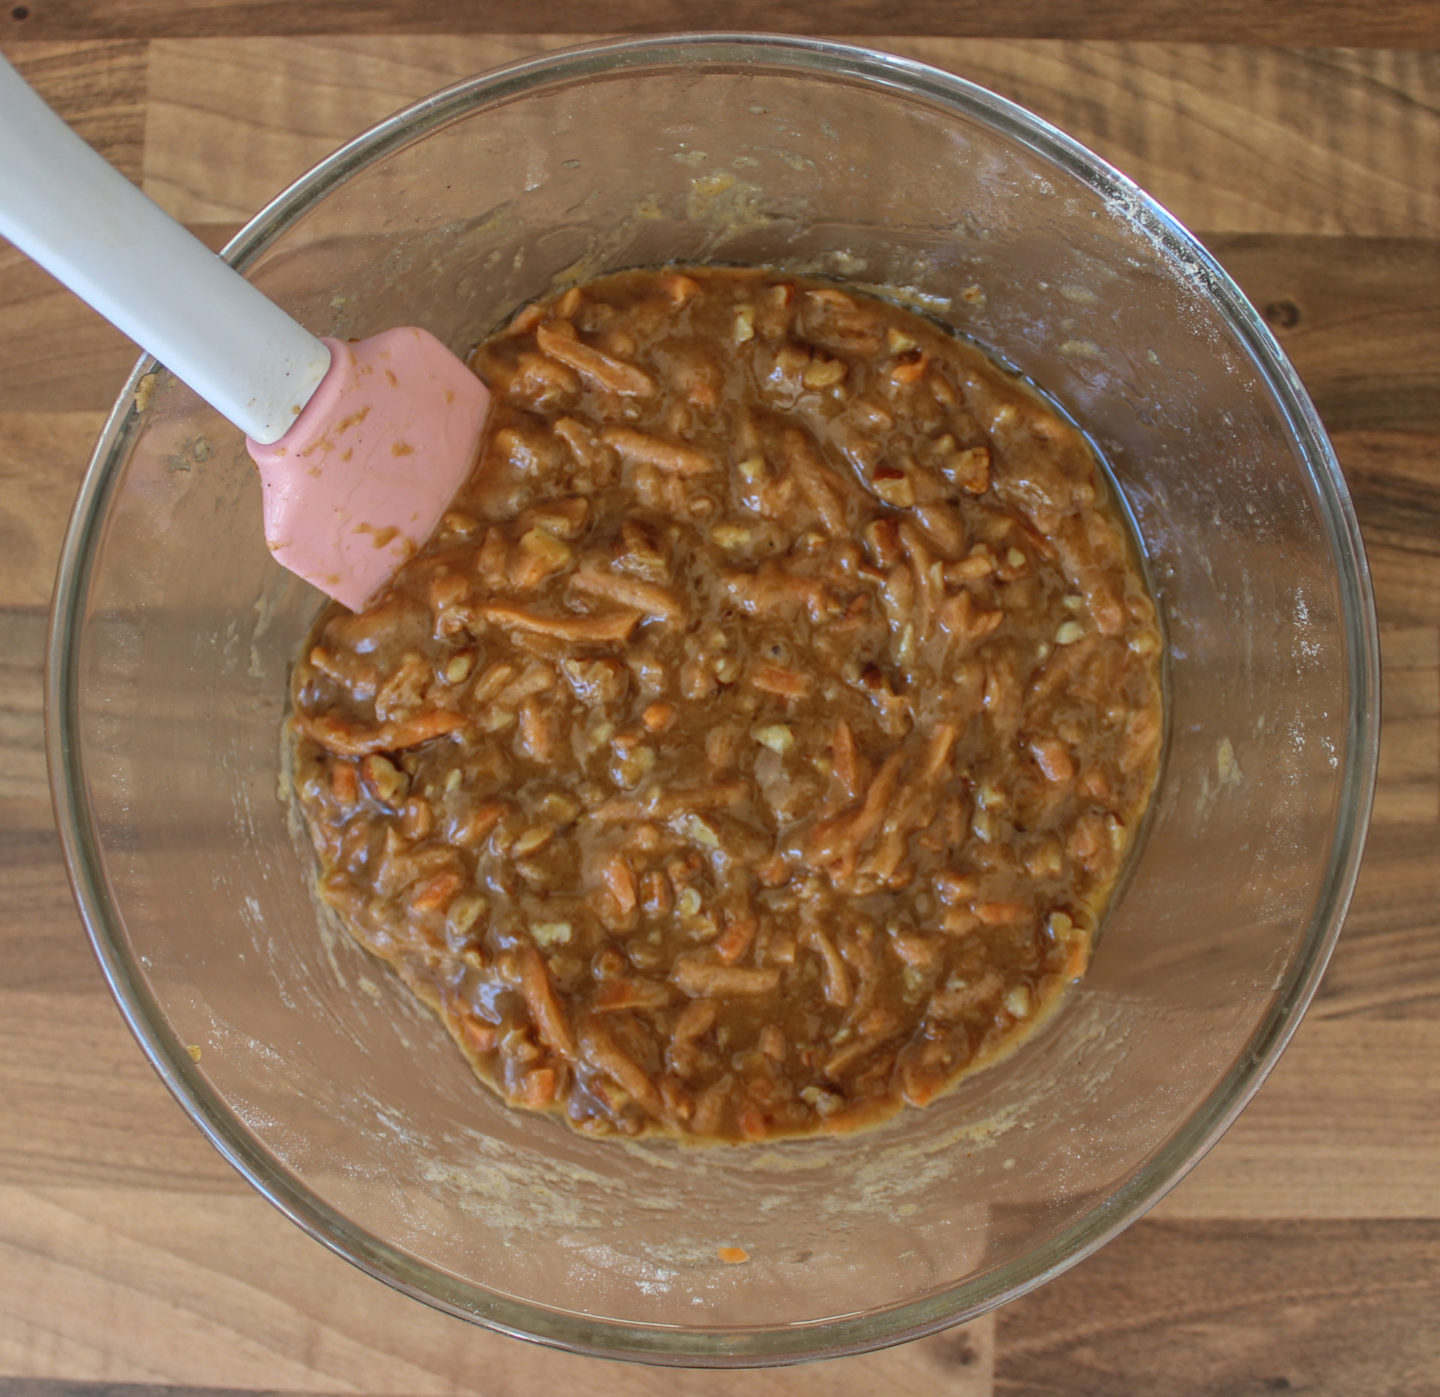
[1,4,1436,1393]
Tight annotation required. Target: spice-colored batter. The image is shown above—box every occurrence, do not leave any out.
[289,267,1162,1142]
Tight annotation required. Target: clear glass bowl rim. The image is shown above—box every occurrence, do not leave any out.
[44,31,1381,1367]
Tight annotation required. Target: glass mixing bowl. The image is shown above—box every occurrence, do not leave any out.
[47,34,1378,1365]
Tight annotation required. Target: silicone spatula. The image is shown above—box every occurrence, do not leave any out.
[0,54,491,611]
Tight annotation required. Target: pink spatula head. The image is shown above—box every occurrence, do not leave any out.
[247,329,491,611]
[0,54,491,613]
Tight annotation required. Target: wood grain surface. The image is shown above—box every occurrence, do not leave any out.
[1,5,1437,1393]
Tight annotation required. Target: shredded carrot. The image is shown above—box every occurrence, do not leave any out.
[517,695,555,763]
[536,321,655,397]
[399,797,433,841]
[504,303,545,336]
[658,1076,694,1123]
[601,425,714,476]
[330,761,359,803]
[672,999,717,1045]
[890,349,929,385]
[721,563,839,624]
[808,747,906,865]
[410,870,463,914]
[913,501,967,558]
[457,1015,497,1055]
[938,589,1004,642]
[691,1075,733,1137]
[825,1031,888,1080]
[755,855,790,888]
[552,415,603,469]
[512,350,580,397]
[600,855,638,915]
[570,567,682,620]
[520,945,576,1059]
[714,917,757,965]
[1026,633,1099,704]
[297,708,466,757]
[579,1020,662,1113]
[736,1102,770,1142]
[780,427,851,535]
[802,925,851,1008]
[831,719,863,799]
[593,978,673,1012]
[916,722,959,785]
[591,781,749,822]
[671,956,780,997]
[453,800,506,848]
[974,900,1029,926]
[474,527,510,589]
[590,797,646,824]
[308,645,377,693]
[747,663,811,699]
[478,602,641,644]
[856,827,908,888]
[640,870,673,916]
[516,1066,557,1108]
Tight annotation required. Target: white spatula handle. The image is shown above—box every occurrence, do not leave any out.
[0,53,329,444]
